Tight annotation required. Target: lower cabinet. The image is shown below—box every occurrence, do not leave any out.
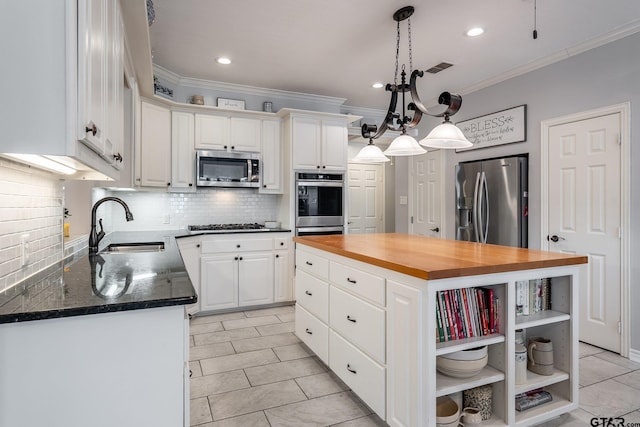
[295,304,329,364]
[191,232,293,313]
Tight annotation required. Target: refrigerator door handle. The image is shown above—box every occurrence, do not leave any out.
[480,171,489,243]
[473,171,481,243]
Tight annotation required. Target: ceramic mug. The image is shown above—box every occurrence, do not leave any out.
[460,407,482,426]
[528,337,554,376]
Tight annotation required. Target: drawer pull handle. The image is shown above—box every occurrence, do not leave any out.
[305,261,313,266]
[305,328,313,335]
[346,315,356,323]
[346,364,357,374]
[346,278,357,284]
[305,290,313,296]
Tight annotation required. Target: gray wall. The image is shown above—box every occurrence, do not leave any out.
[400,32,640,351]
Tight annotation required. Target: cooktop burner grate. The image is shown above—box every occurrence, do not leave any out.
[188,223,267,232]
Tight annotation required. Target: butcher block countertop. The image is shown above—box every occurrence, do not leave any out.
[293,233,588,280]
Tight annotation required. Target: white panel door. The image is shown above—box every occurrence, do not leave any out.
[410,150,442,237]
[347,163,384,234]
[548,113,621,352]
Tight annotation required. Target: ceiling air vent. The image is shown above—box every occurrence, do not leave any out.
[425,62,453,74]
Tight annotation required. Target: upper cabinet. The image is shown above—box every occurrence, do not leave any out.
[171,111,196,189]
[0,0,132,180]
[138,100,171,188]
[260,119,283,194]
[194,114,261,152]
[279,110,355,172]
[77,0,125,167]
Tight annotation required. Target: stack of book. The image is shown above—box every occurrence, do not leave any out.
[515,278,552,317]
[515,389,553,411]
[435,287,499,343]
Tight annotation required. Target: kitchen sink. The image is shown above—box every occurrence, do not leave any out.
[99,242,165,253]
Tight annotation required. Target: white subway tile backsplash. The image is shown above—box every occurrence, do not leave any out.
[0,159,63,292]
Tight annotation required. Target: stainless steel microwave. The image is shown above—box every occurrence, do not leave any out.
[196,150,260,188]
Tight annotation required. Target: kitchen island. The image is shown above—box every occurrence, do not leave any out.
[293,233,587,427]
[0,231,197,427]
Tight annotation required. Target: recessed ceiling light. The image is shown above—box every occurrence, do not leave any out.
[372,82,384,89]
[216,57,232,65]
[466,27,485,37]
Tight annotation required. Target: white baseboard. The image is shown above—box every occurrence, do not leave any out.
[628,348,640,363]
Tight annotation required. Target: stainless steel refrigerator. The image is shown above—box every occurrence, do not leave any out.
[455,155,528,248]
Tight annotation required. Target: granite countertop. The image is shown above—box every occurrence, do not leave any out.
[0,230,197,324]
[294,233,588,280]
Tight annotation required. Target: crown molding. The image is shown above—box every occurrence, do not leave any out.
[152,65,347,108]
[456,19,640,98]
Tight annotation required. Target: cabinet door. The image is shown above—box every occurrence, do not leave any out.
[230,117,261,152]
[260,120,282,194]
[139,101,171,187]
[105,1,124,169]
[238,252,274,306]
[77,0,106,154]
[201,255,238,311]
[171,111,195,189]
[274,250,291,302]
[322,119,347,171]
[195,114,229,150]
[292,117,322,170]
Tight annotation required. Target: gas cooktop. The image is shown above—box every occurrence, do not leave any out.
[187,223,269,233]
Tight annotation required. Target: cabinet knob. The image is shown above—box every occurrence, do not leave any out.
[85,123,98,136]
[275,254,279,258]
[316,165,320,169]
[305,290,312,296]
[196,244,200,248]
[305,328,313,335]
[234,256,238,260]
[231,146,235,150]
[113,153,123,163]
[239,256,243,261]
[236,244,241,248]
[280,242,284,246]
[167,182,171,186]
[347,315,357,323]
[189,183,193,187]
[263,185,267,188]
[322,165,326,169]
[346,364,357,374]
[224,145,228,149]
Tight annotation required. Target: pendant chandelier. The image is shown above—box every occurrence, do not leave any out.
[356,6,472,161]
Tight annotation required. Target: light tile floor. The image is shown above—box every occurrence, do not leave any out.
[189,306,640,426]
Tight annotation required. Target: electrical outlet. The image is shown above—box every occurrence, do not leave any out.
[20,234,30,266]
[163,214,170,224]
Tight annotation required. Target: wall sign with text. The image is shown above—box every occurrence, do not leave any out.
[456,105,527,151]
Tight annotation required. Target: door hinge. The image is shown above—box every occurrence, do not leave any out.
[618,135,622,146]
[410,216,414,224]
[618,227,622,239]
[618,321,622,335]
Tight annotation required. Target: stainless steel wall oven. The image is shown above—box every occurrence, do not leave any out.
[295,172,344,235]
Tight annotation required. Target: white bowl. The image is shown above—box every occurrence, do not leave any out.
[436,396,460,424]
[440,346,487,361]
[436,353,488,378]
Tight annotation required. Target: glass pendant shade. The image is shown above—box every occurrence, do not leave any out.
[419,121,473,149]
[383,134,427,156]
[352,143,390,163]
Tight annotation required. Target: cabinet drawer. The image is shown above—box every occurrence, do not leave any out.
[330,261,385,306]
[295,269,329,323]
[295,304,328,364]
[329,330,385,418]
[274,237,289,250]
[330,286,385,364]
[201,238,273,254]
[296,249,329,280]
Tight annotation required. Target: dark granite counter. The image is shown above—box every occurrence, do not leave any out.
[0,230,197,324]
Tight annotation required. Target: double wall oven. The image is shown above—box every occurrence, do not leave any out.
[295,172,344,236]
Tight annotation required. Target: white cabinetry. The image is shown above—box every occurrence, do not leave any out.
[260,119,283,194]
[138,100,171,187]
[1,0,129,179]
[289,115,348,171]
[197,233,293,313]
[171,111,195,189]
[295,244,580,427]
[194,114,261,153]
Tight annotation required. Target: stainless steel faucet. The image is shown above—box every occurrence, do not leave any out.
[89,197,134,253]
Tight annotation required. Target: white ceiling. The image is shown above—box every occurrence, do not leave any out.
[148,0,640,109]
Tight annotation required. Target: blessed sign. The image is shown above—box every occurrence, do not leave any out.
[455,105,526,151]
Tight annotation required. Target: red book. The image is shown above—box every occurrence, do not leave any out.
[444,290,457,341]
[461,288,474,338]
[455,289,469,338]
[477,288,489,335]
[451,290,464,339]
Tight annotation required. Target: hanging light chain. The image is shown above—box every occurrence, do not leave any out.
[408,16,413,73]
[394,19,401,86]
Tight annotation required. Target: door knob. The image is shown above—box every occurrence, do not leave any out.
[430,227,440,233]
[548,235,565,242]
